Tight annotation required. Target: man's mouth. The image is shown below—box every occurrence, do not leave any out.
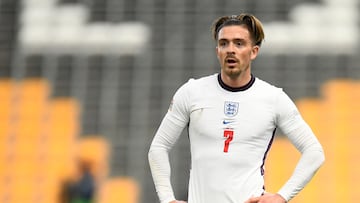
[225,58,238,65]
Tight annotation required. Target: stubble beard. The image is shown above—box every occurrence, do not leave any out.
[224,65,248,80]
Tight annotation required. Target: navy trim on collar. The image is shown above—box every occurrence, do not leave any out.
[217,73,255,92]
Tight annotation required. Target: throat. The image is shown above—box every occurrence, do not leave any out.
[218,73,255,92]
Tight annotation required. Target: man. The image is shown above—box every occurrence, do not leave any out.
[148,13,324,203]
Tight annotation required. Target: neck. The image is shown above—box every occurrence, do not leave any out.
[218,73,255,92]
[220,70,252,88]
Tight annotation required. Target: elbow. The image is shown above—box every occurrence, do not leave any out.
[148,146,156,162]
[317,150,325,167]
[313,147,325,168]
[303,145,325,169]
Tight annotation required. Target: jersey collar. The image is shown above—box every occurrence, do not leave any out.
[217,73,255,92]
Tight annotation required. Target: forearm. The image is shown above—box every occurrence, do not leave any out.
[148,113,187,203]
[278,123,325,201]
[148,148,176,203]
[277,146,324,201]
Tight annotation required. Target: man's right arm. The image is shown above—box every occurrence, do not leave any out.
[148,112,188,203]
[149,81,191,203]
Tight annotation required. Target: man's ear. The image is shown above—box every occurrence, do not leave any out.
[250,45,260,60]
[215,46,220,58]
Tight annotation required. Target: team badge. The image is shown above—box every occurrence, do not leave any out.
[224,101,239,117]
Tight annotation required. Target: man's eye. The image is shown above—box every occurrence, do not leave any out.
[219,41,227,46]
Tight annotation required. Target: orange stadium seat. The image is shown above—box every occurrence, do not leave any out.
[77,136,110,180]
[320,80,354,202]
[16,79,50,120]
[271,79,360,203]
[8,177,38,203]
[0,78,114,203]
[322,80,353,121]
[0,121,11,139]
[97,177,139,203]
[14,119,44,141]
[296,98,325,136]
[47,98,80,139]
[46,98,80,161]
[0,79,15,121]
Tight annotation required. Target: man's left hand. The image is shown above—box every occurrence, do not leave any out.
[244,193,287,203]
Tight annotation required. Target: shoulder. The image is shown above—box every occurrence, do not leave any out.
[170,74,218,113]
[172,74,219,106]
[251,77,294,112]
[253,77,283,95]
[178,74,218,93]
[186,74,217,86]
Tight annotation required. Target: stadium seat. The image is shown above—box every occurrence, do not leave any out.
[16,79,50,119]
[8,177,38,203]
[289,79,360,202]
[322,80,353,120]
[47,98,80,138]
[97,177,139,203]
[320,80,352,202]
[77,136,110,180]
[296,98,325,135]
[0,79,15,122]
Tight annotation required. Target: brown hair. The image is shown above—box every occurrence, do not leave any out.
[211,13,265,46]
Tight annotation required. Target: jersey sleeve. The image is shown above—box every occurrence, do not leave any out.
[274,90,325,201]
[148,81,192,203]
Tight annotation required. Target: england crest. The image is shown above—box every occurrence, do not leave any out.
[224,101,239,117]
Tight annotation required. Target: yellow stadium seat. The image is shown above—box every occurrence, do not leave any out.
[10,159,41,179]
[0,121,11,140]
[8,179,37,203]
[0,79,14,99]
[97,177,139,203]
[16,79,50,119]
[12,137,42,160]
[47,98,80,140]
[322,80,352,119]
[296,99,325,136]
[46,136,76,158]
[0,78,100,203]
[0,79,15,122]
[13,119,44,141]
[76,136,110,179]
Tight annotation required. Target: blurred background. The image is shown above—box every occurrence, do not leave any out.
[0,0,359,202]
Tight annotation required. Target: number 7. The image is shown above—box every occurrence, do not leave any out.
[223,129,234,152]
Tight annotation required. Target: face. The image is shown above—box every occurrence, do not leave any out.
[216,25,259,79]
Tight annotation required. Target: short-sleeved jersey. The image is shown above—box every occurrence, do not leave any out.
[149,73,324,203]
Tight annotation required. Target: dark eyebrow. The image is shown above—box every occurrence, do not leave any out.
[218,38,246,43]
[233,38,246,42]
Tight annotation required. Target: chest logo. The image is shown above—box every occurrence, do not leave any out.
[224,101,239,117]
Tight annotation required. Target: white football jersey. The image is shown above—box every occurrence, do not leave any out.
[149,73,324,203]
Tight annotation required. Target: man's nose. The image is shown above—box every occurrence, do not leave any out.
[226,43,236,54]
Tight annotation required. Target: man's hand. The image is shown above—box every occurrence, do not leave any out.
[169,200,187,203]
[244,193,287,203]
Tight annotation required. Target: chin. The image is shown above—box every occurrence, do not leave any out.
[225,70,241,78]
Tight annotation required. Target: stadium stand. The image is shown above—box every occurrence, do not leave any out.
[0,0,359,202]
[0,78,140,203]
[97,177,139,203]
[266,79,360,203]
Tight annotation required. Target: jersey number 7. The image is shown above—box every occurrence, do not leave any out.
[223,129,234,152]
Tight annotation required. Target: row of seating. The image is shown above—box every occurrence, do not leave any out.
[265,79,360,202]
[0,78,139,203]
